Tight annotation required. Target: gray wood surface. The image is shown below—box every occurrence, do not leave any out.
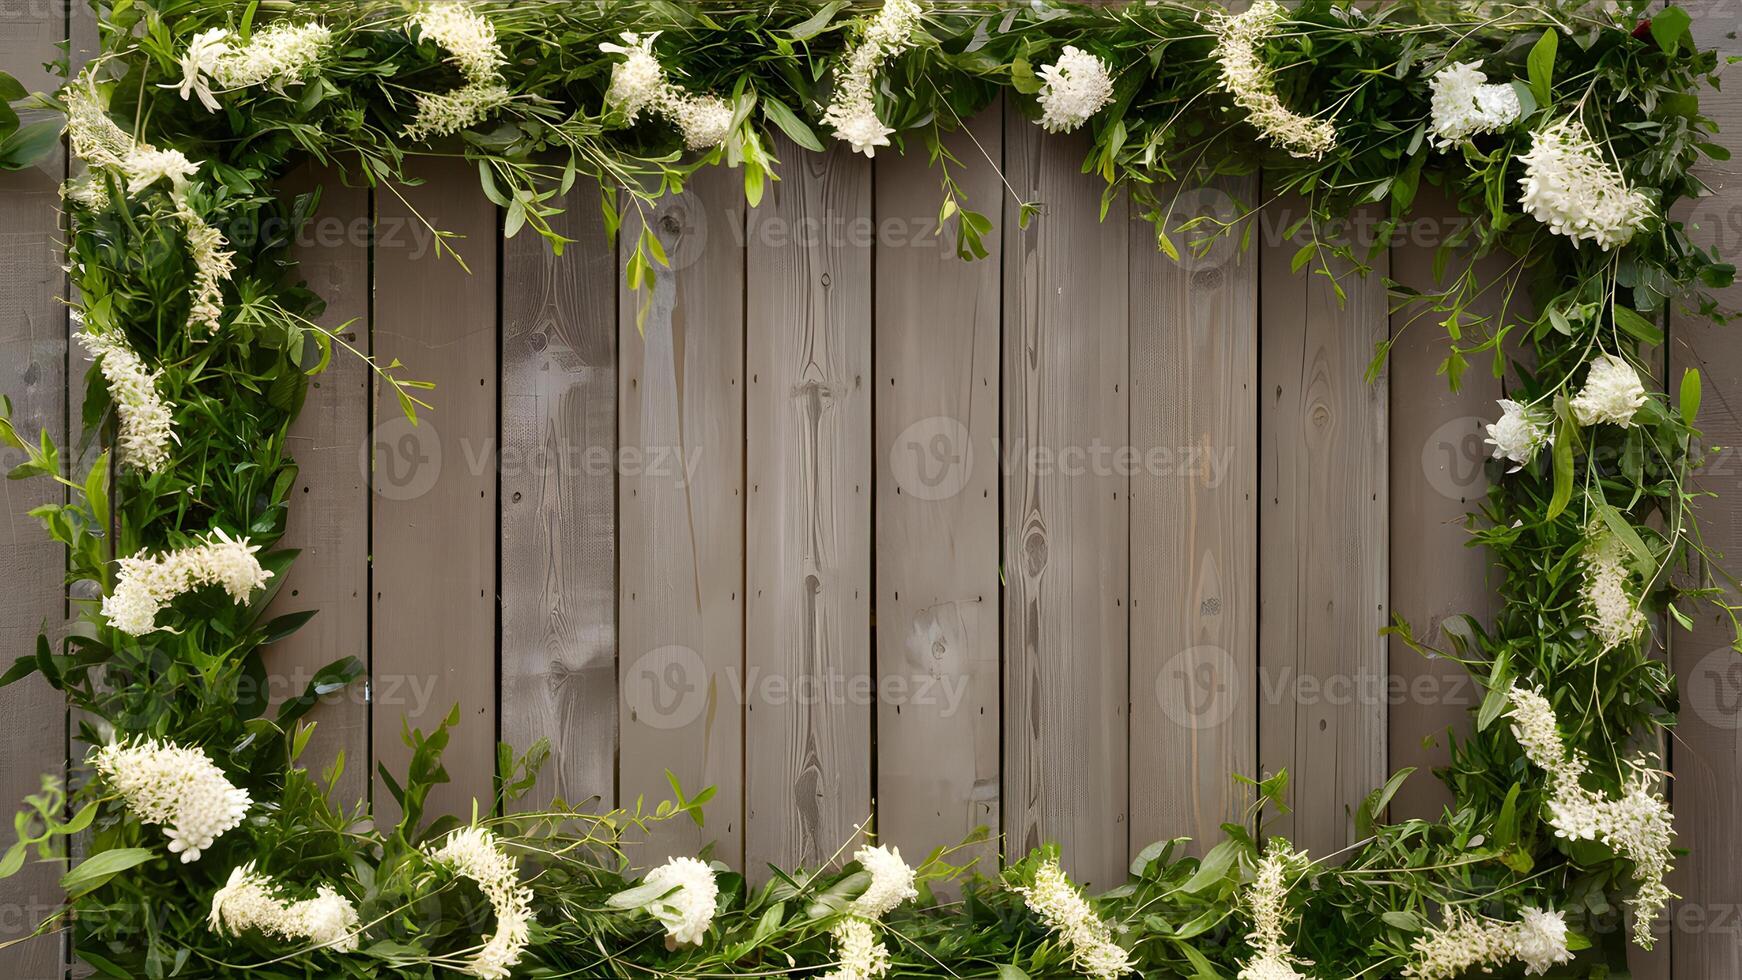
[370,158,498,824]
[1128,178,1258,858]
[873,110,1003,867]
[745,136,874,872]
[1002,112,1131,888]
[0,1,67,973]
[268,166,372,810]
[1257,195,1389,857]
[618,164,746,865]
[500,186,619,814]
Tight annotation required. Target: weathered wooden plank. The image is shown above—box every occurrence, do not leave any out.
[1128,178,1258,858]
[1257,194,1389,857]
[500,186,618,814]
[1002,116,1130,888]
[371,159,498,823]
[268,166,371,809]
[1385,189,1503,823]
[618,165,745,863]
[0,1,68,973]
[745,135,873,872]
[874,110,1001,865]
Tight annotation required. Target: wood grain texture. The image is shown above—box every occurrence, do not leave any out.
[1128,178,1258,858]
[745,135,873,873]
[371,159,498,823]
[500,185,618,813]
[268,166,371,809]
[1385,189,1503,823]
[873,110,1002,865]
[1257,194,1389,857]
[0,1,67,973]
[1002,117,1130,888]
[618,164,745,865]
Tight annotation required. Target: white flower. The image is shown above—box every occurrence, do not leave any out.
[822,0,923,157]
[1569,353,1647,427]
[1212,1,1337,158]
[209,863,361,952]
[122,147,200,196]
[92,737,251,862]
[1518,119,1653,249]
[410,2,505,84]
[1580,520,1647,651]
[670,93,734,150]
[1428,61,1522,148]
[178,200,235,333]
[403,83,513,141]
[64,73,133,171]
[100,528,273,635]
[210,22,333,93]
[171,28,231,111]
[1037,45,1115,134]
[426,827,534,979]
[643,856,718,947]
[852,844,918,920]
[1485,398,1552,470]
[1011,858,1134,980]
[822,917,892,980]
[1237,842,1312,980]
[75,330,175,474]
[599,33,736,150]
[1515,908,1574,975]
[1405,910,1527,980]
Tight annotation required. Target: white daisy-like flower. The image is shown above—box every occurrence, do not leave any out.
[209,863,361,952]
[1011,858,1134,980]
[822,0,923,157]
[1518,119,1653,249]
[171,28,231,111]
[1212,1,1337,158]
[1036,45,1116,134]
[1515,908,1574,975]
[426,826,535,980]
[1569,353,1647,427]
[409,2,505,84]
[1428,61,1522,148]
[100,528,273,635]
[75,330,175,474]
[1236,842,1312,980]
[821,917,892,980]
[643,856,718,947]
[851,844,918,920]
[122,147,200,196]
[210,22,333,93]
[1485,398,1552,470]
[599,32,736,150]
[91,737,251,862]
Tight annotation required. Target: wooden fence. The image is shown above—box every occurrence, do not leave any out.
[4,2,1742,977]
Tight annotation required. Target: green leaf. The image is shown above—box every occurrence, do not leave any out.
[0,119,59,171]
[762,97,823,152]
[1547,406,1575,521]
[1650,7,1691,54]
[785,0,848,40]
[1010,54,1042,95]
[0,71,26,103]
[1612,305,1663,345]
[1527,30,1558,107]
[1680,367,1701,427]
[1382,910,1425,932]
[61,848,156,896]
[995,966,1032,980]
[1180,838,1239,895]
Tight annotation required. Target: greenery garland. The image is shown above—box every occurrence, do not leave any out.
[0,0,1733,977]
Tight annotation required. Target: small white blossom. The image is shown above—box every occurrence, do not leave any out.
[822,0,923,157]
[821,917,892,980]
[1569,353,1648,427]
[1237,842,1312,980]
[91,737,251,862]
[210,22,333,93]
[75,330,175,474]
[1580,520,1647,651]
[426,826,535,980]
[1011,858,1133,980]
[64,73,133,171]
[403,83,513,141]
[670,94,735,150]
[100,528,273,635]
[122,147,200,196]
[410,2,505,84]
[643,856,718,947]
[1428,61,1522,148]
[1405,910,1527,980]
[1037,45,1115,134]
[600,32,736,150]
[1515,907,1575,975]
[209,863,361,952]
[852,844,918,920]
[1212,1,1337,158]
[1485,398,1552,470]
[1519,119,1653,249]
[178,200,235,333]
[171,28,231,111]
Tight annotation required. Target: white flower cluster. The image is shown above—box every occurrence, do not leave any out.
[852,843,919,919]
[1212,1,1337,158]
[1237,842,1311,980]
[209,863,361,952]
[599,33,735,150]
[643,855,718,947]
[822,917,892,980]
[1427,61,1521,148]
[1037,46,1115,134]
[1580,521,1647,651]
[1570,353,1647,427]
[404,3,512,141]
[75,330,175,474]
[1011,858,1134,980]
[178,199,236,334]
[171,22,332,111]
[1506,687,1675,947]
[122,147,200,196]
[101,528,273,635]
[426,826,535,980]
[822,0,924,157]
[1404,907,1573,980]
[1485,398,1552,470]
[91,737,251,862]
[1519,119,1652,249]
[65,71,205,200]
